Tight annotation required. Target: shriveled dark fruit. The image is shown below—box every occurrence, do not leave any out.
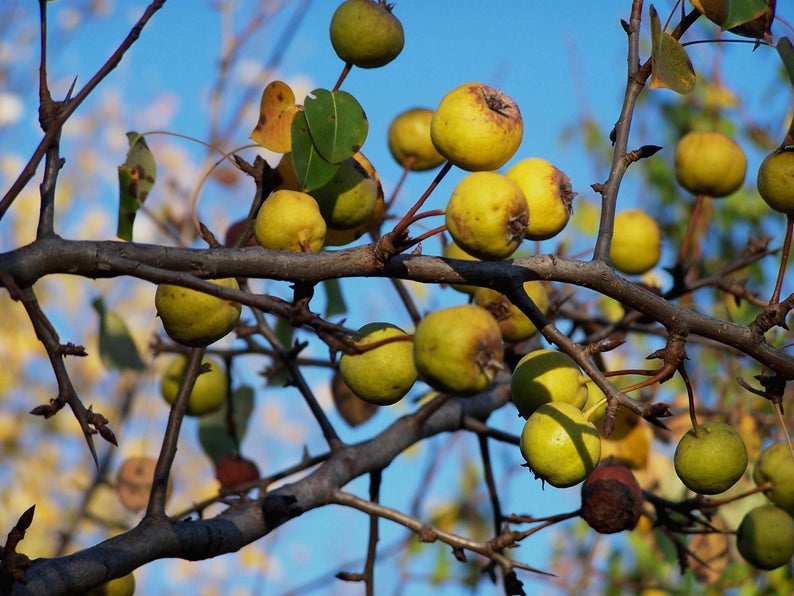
[331,370,378,427]
[215,455,260,489]
[580,462,643,533]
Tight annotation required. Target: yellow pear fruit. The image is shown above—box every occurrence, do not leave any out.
[329,0,404,68]
[116,455,172,514]
[430,82,523,171]
[441,240,481,295]
[506,157,576,240]
[445,171,528,260]
[510,349,588,418]
[756,149,794,215]
[254,189,326,252]
[736,504,794,570]
[520,401,601,488]
[155,278,241,347]
[473,281,549,342]
[388,107,446,171]
[86,572,135,596]
[413,304,503,395]
[339,323,417,405]
[674,421,748,494]
[331,371,378,427]
[690,0,727,27]
[674,130,747,197]
[160,354,228,416]
[753,441,794,511]
[310,155,379,229]
[609,208,662,275]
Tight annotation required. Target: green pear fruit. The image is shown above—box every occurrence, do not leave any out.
[753,441,794,511]
[388,107,446,171]
[445,171,528,261]
[609,209,662,275]
[160,354,228,416]
[474,281,549,342]
[520,401,601,488]
[756,149,794,215]
[86,572,135,596]
[736,504,794,570]
[674,421,748,494]
[329,0,404,68]
[155,278,241,347]
[309,155,379,230]
[413,304,503,395]
[510,349,588,419]
[674,130,746,197]
[254,189,326,252]
[339,323,417,405]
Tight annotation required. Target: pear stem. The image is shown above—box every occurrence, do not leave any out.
[391,160,452,238]
[332,62,353,92]
[769,213,794,305]
[582,396,608,421]
[677,193,708,265]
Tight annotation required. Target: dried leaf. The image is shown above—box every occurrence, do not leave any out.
[250,80,299,153]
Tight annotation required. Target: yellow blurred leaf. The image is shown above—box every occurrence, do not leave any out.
[250,80,299,153]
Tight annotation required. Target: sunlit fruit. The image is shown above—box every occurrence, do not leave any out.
[254,189,326,252]
[329,0,404,69]
[309,155,379,230]
[506,157,576,240]
[609,209,662,275]
[756,149,794,215]
[736,504,794,570]
[474,281,549,342]
[442,239,481,295]
[753,441,794,511]
[116,455,172,514]
[155,278,241,347]
[674,130,746,197]
[413,304,503,395]
[339,323,417,405]
[331,370,378,427]
[445,171,528,260]
[510,349,588,419]
[673,421,748,495]
[86,572,135,596]
[580,462,643,533]
[388,107,446,171]
[520,401,601,488]
[160,354,228,416]
[430,82,523,171]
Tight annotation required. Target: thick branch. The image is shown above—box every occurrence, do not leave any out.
[1,239,791,377]
[12,386,510,595]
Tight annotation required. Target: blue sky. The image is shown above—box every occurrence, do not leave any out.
[2,1,794,595]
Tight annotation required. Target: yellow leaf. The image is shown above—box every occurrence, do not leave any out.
[250,80,299,153]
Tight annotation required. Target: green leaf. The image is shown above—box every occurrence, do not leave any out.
[117,131,156,241]
[291,110,339,191]
[723,0,772,35]
[92,297,145,371]
[777,37,794,89]
[198,385,255,464]
[303,89,368,164]
[649,5,696,94]
[323,278,347,318]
